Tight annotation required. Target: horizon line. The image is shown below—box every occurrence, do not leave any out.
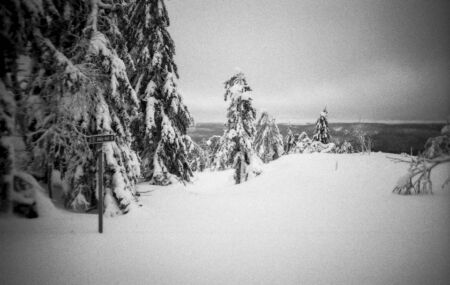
[191,119,447,126]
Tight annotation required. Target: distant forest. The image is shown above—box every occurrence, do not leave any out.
[189,122,444,155]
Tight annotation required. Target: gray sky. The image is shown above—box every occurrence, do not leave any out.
[166,0,450,123]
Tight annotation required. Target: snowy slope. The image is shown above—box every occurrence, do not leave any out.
[1,153,449,285]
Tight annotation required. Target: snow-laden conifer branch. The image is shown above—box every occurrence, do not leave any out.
[33,29,89,85]
[98,0,113,10]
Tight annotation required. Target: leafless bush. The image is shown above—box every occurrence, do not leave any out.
[392,155,450,195]
[353,126,372,154]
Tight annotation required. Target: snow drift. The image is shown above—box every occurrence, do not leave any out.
[0,153,449,285]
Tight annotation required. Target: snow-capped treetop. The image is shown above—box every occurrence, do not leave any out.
[320,107,328,118]
[223,72,255,138]
[313,107,331,144]
[224,72,253,103]
[256,111,272,127]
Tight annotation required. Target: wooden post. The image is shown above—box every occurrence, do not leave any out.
[47,150,55,199]
[87,134,114,234]
[47,164,53,199]
[98,146,103,234]
[91,144,98,207]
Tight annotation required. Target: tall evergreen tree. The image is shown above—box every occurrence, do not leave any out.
[254,111,284,163]
[127,0,193,185]
[214,72,259,184]
[1,0,141,216]
[312,107,330,144]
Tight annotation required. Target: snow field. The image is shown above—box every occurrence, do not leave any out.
[0,153,449,284]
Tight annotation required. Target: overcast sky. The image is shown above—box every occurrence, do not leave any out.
[166,0,450,123]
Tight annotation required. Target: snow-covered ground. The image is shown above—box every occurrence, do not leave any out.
[1,153,449,285]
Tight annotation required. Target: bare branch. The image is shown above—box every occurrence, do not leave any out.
[392,154,450,195]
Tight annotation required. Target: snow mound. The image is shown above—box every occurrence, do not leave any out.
[34,184,58,218]
[13,171,57,218]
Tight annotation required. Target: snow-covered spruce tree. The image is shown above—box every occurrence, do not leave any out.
[284,127,296,154]
[312,107,330,144]
[254,111,284,163]
[292,131,312,153]
[212,135,234,170]
[127,0,193,185]
[1,0,141,216]
[215,72,260,184]
[61,0,141,215]
[205,135,221,169]
[184,136,207,172]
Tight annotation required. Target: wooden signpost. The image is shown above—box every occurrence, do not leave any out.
[87,134,115,233]
[87,134,115,144]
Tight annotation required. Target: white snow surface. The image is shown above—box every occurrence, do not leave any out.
[1,153,449,285]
